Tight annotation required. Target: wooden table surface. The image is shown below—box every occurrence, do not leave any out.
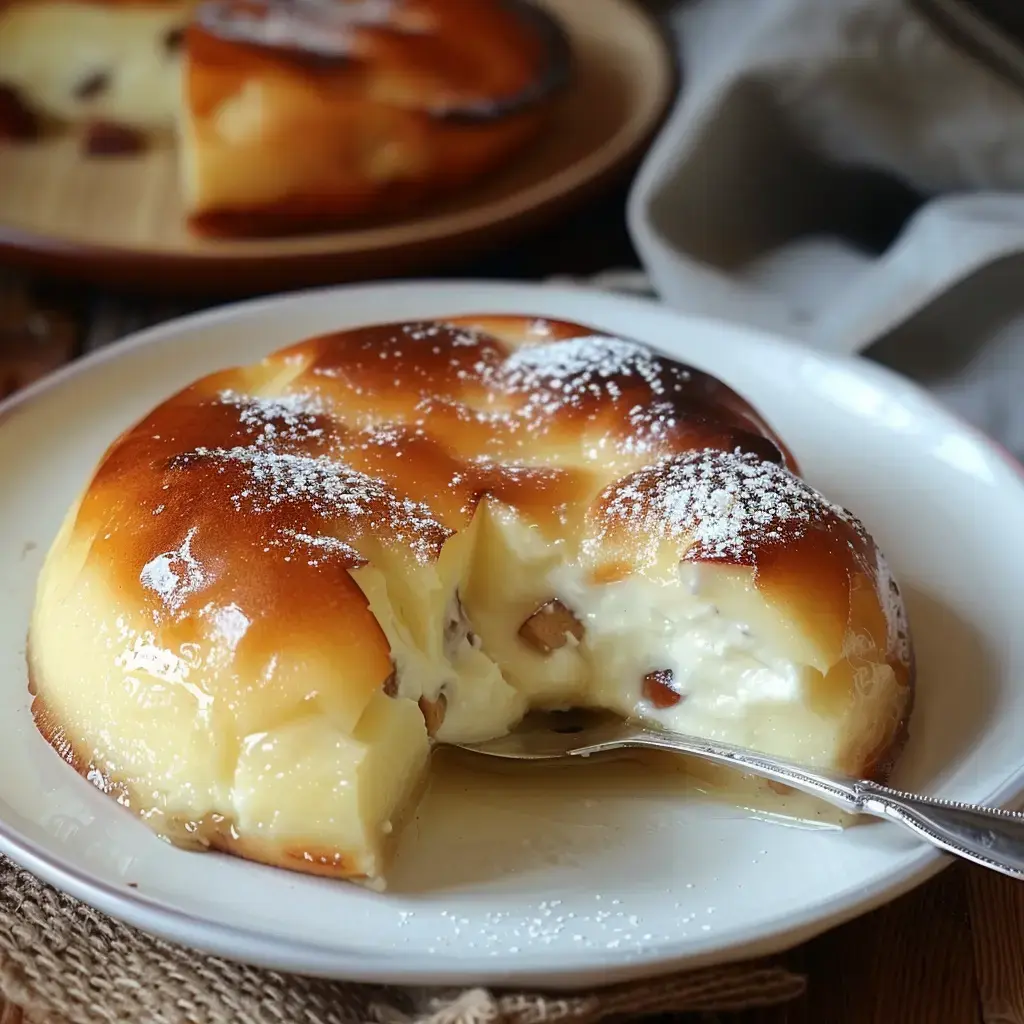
[1,183,1022,1024]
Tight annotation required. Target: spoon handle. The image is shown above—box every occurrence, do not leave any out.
[576,730,1024,879]
[854,781,1024,878]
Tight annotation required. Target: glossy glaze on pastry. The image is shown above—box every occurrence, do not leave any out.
[28,315,914,886]
[182,0,567,235]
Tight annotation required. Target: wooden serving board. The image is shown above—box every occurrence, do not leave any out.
[0,0,674,296]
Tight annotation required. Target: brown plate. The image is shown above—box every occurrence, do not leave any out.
[0,0,675,297]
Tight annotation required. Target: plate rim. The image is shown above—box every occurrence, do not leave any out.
[0,0,677,297]
[2,278,1022,989]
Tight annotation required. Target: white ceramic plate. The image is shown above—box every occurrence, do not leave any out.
[1,281,1022,990]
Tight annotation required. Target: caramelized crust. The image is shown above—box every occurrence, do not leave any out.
[182,0,569,235]
[58,317,785,634]
[68,316,797,615]
[29,314,915,882]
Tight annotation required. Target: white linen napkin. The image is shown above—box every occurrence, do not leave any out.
[618,0,1024,460]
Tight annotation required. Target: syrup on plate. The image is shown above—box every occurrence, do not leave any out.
[388,746,853,892]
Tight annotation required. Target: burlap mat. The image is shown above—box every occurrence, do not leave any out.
[0,858,805,1024]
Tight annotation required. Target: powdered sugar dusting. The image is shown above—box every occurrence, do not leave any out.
[592,448,860,562]
[622,400,679,456]
[139,526,208,609]
[277,529,362,567]
[218,388,326,422]
[174,446,449,563]
[402,321,485,347]
[198,0,395,58]
[874,548,912,664]
[501,336,661,388]
[490,336,688,419]
[216,389,327,445]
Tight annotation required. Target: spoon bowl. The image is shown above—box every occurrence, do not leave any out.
[453,709,632,760]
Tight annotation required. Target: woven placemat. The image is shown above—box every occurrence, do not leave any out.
[0,858,805,1024]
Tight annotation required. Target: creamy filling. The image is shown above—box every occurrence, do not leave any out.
[433,594,527,743]
[371,558,821,756]
[355,557,527,746]
[356,503,869,774]
[547,562,814,743]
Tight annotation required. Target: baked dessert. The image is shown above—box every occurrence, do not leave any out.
[181,0,569,236]
[28,315,914,887]
[0,0,570,233]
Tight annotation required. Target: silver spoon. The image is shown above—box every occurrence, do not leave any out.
[452,709,1024,880]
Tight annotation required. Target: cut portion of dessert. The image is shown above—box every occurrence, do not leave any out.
[28,315,914,888]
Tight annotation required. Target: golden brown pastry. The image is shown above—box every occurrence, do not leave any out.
[28,315,914,887]
[181,0,570,236]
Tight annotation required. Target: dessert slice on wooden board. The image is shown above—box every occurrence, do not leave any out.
[0,0,571,237]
